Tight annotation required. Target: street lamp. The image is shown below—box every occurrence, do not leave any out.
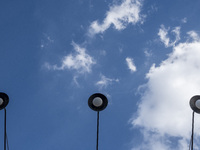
[0,92,9,110]
[88,93,108,150]
[190,95,200,114]
[0,92,9,150]
[189,95,200,150]
[88,93,108,112]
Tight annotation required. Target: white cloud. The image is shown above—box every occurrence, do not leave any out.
[46,42,96,73]
[73,75,80,87]
[144,49,152,57]
[88,0,144,36]
[181,17,187,23]
[126,57,137,73]
[187,31,200,41]
[96,74,119,89]
[158,25,180,47]
[131,31,200,149]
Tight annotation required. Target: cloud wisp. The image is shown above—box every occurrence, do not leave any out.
[131,31,200,150]
[40,33,54,49]
[96,74,119,89]
[45,42,96,74]
[187,31,200,41]
[88,0,144,36]
[126,57,137,73]
[158,24,181,48]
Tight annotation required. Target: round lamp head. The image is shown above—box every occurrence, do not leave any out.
[0,92,9,110]
[88,93,108,111]
[190,95,200,113]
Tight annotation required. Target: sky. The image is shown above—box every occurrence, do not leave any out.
[1,0,200,149]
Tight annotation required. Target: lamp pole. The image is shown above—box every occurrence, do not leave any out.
[88,93,108,150]
[96,111,99,150]
[0,92,9,150]
[4,108,7,150]
[189,95,200,150]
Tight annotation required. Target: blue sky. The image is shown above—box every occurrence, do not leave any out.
[1,0,200,149]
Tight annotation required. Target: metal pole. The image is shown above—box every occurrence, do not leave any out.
[4,108,7,150]
[96,111,99,150]
[191,111,194,150]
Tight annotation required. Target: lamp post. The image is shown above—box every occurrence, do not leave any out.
[189,95,200,150]
[88,93,108,150]
[0,92,9,150]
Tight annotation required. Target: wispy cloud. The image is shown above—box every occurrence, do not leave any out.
[40,33,54,49]
[144,49,152,57]
[158,25,180,47]
[45,42,96,74]
[126,57,137,73]
[88,0,144,36]
[96,74,119,89]
[181,17,187,23]
[131,31,200,149]
[187,30,200,41]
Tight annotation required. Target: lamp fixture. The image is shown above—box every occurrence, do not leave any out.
[0,92,9,110]
[88,93,108,111]
[190,95,200,114]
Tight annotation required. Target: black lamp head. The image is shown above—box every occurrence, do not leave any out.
[88,93,108,111]
[0,92,9,110]
[190,95,200,114]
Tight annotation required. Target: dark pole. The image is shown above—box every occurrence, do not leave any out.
[88,93,108,150]
[0,93,9,150]
[189,96,200,150]
[4,108,7,150]
[96,111,100,150]
[191,111,194,150]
